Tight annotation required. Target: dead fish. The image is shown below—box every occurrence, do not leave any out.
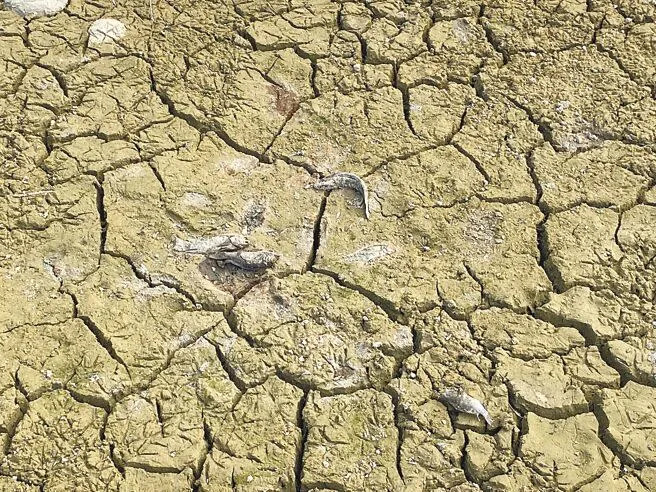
[209,250,279,270]
[439,386,493,426]
[314,172,370,219]
[173,235,248,255]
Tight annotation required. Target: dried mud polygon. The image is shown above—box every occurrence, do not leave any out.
[1,0,655,490]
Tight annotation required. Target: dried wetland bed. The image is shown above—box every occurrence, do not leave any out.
[1,0,656,490]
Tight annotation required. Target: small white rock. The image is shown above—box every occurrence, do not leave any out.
[556,100,571,112]
[4,0,67,17]
[88,18,127,45]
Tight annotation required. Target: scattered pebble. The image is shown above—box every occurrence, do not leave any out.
[88,18,127,45]
[4,0,67,17]
[556,100,571,112]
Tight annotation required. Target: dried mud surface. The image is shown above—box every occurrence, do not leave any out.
[1,0,656,490]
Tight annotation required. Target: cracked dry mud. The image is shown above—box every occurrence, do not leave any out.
[1,0,656,490]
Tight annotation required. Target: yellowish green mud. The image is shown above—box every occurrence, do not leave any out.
[1,0,656,490]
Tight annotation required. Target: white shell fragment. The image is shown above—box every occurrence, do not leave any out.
[344,243,394,264]
[4,0,67,17]
[88,18,127,45]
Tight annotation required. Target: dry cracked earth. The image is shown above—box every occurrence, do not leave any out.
[1,0,656,490]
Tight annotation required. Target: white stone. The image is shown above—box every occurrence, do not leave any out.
[4,0,67,17]
[88,18,126,45]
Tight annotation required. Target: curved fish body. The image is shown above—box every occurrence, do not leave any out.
[209,250,279,270]
[440,387,493,426]
[314,172,370,219]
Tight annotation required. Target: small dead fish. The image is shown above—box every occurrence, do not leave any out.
[209,250,279,270]
[314,172,370,219]
[173,235,248,255]
[439,386,493,426]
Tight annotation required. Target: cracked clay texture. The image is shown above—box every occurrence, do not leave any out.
[1,0,656,490]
